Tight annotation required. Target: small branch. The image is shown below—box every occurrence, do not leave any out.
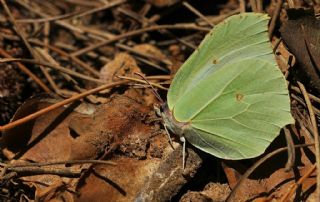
[0,58,104,84]
[291,85,320,104]
[284,126,295,171]
[16,0,126,23]
[117,75,168,90]
[0,75,170,131]
[3,167,81,178]
[291,93,320,115]
[249,0,257,12]
[0,0,36,57]
[1,0,60,92]
[117,7,197,50]
[268,0,283,38]
[0,159,116,168]
[239,0,246,13]
[182,2,214,27]
[71,24,210,57]
[0,34,100,76]
[298,81,320,201]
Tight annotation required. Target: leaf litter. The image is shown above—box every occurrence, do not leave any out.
[0,0,320,201]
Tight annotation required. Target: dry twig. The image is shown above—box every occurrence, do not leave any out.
[298,81,320,201]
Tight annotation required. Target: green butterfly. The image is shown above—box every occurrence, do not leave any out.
[159,12,294,166]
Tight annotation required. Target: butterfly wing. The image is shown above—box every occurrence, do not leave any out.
[183,59,293,159]
[167,13,294,159]
[168,13,274,113]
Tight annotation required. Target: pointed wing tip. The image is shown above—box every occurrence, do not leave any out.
[289,116,296,125]
[237,12,270,20]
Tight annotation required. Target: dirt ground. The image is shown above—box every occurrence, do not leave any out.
[0,0,320,201]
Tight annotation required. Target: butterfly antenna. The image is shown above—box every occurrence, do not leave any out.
[134,72,165,104]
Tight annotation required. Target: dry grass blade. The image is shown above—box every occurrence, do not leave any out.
[117,75,168,90]
[16,0,126,23]
[71,24,210,57]
[1,0,63,93]
[0,75,169,131]
[268,0,283,38]
[182,2,214,27]
[0,159,116,168]
[0,58,104,84]
[0,81,126,132]
[284,126,295,171]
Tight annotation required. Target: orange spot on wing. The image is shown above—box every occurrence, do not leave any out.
[236,93,244,101]
[212,59,218,64]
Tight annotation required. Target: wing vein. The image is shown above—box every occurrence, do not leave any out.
[192,126,261,154]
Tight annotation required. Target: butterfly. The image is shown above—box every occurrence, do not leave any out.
[158,12,294,167]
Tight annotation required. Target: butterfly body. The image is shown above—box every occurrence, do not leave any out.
[161,105,187,137]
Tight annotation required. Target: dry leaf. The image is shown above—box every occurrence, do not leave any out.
[280,9,320,93]
[99,52,142,83]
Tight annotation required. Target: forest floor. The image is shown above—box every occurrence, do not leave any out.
[0,0,320,201]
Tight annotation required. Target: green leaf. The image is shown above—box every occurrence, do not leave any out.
[164,13,294,160]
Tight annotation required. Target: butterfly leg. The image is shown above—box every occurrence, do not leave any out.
[180,136,186,169]
[164,124,175,149]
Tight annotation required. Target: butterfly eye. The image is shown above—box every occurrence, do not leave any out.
[159,103,168,113]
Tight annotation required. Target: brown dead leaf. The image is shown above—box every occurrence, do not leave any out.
[263,165,315,201]
[273,40,296,73]
[76,146,202,202]
[133,44,169,63]
[222,161,268,202]
[1,92,203,201]
[68,94,154,159]
[35,180,73,202]
[124,88,158,107]
[99,52,142,83]
[280,9,320,93]
[0,94,94,197]
[132,43,172,72]
[1,94,78,161]
[65,94,203,201]
[168,45,184,74]
[220,128,316,202]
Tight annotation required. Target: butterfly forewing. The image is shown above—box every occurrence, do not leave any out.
[167,13,273,111]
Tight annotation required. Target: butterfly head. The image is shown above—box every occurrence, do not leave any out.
[156,103,189,137]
